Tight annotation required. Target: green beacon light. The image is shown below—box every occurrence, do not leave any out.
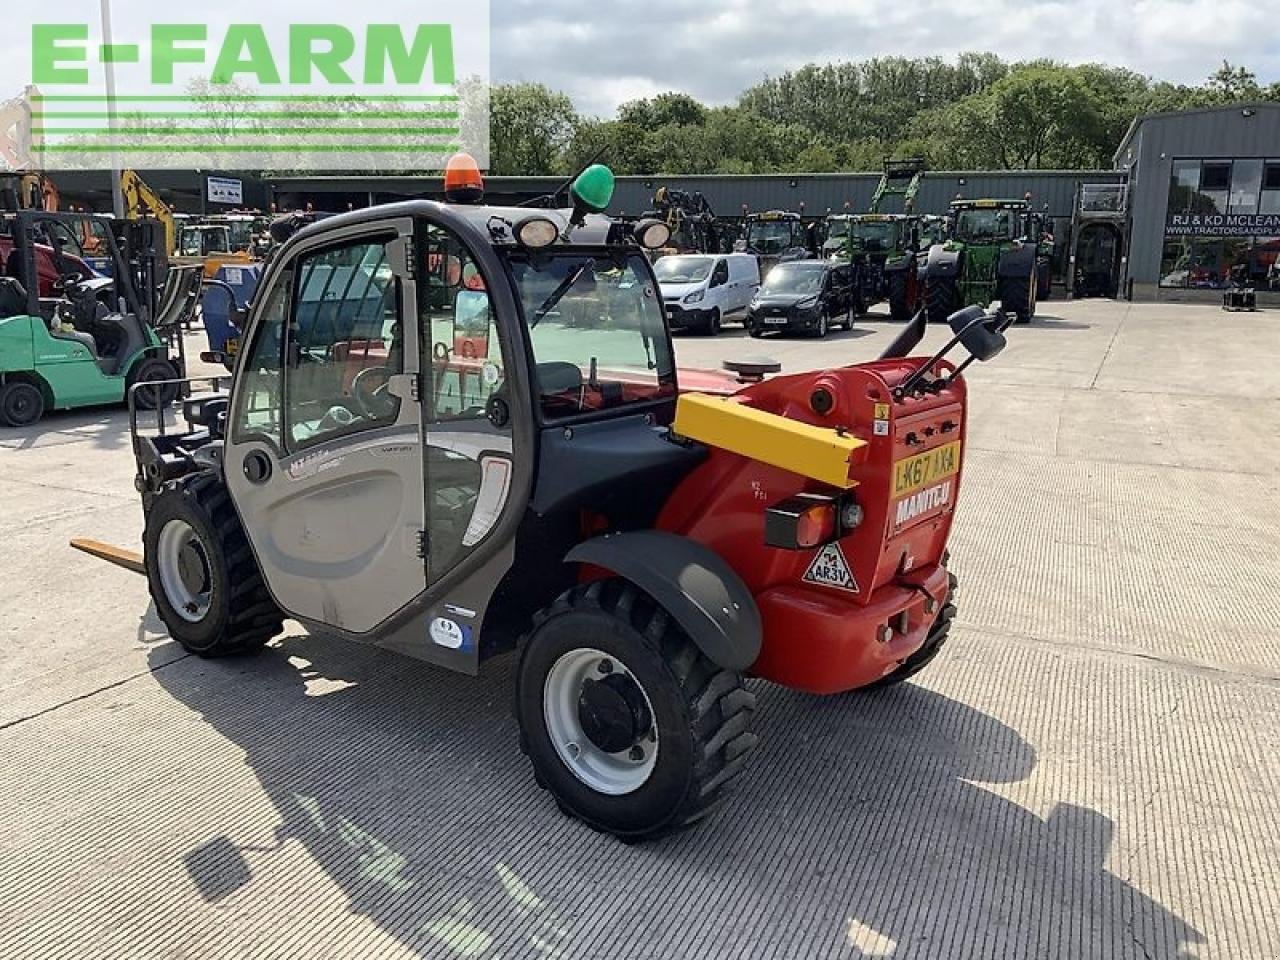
[568,164,615,228]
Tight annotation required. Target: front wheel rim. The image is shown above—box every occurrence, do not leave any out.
[543,647,659,796]
[156,519,213,622]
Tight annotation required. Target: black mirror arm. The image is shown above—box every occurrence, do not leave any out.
[893,310,1010,401]
[893,326,970,401]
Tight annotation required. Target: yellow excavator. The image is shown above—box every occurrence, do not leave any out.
[120,169,177,256]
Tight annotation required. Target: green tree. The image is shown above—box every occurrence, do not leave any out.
[488,83,577,175]
[1207,61,1260,101]
[618,92,708,129]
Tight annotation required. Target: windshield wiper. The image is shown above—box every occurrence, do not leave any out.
[530,262,590,328]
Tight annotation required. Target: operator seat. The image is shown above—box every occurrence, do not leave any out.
[48,315,98,356]
[0,276,26,318]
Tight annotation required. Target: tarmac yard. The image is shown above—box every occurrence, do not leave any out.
[1,300,1277,959]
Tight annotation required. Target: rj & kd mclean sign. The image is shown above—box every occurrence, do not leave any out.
[1166,213,1280,237]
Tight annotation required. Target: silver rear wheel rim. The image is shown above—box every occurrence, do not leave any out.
[157,519,212,623]
[543,647,659,796]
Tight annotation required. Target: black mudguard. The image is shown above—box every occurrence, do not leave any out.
[998,243,1037,278]
[566,531,763,671]
[883,253,912,275]
[925,245,961,279]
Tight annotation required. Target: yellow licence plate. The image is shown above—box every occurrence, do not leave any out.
[893,441,961,498]
[225,338,239,356]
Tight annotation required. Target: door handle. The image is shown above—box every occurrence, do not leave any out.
[243,450,272,484]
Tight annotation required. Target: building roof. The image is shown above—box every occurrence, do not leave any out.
[1113,102,1280,167]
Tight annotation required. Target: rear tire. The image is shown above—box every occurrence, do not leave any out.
[144,472,284,656]
[129,356,180,411]
[517,579,757,840]
[863,572,958,690]
[926,275,958,325]
[0,381,45,428]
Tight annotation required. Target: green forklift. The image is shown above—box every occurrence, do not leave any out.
[0,210,188,427]
[922,198,1041,325]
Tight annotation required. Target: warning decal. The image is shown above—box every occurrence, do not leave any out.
[803,542,860,593]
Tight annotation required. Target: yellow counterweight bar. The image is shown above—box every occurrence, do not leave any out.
[673,393,866,489]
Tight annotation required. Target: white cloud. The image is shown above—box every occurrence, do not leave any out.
[490,0,1279,115]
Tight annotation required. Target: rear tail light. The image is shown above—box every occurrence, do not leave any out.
[765,493,839,550]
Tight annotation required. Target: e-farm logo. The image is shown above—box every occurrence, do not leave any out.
[13,8,489,172]
[31,24,455,87]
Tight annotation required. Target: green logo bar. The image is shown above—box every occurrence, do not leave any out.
[11,8,489,171]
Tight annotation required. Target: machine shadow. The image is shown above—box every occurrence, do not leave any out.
[0,407,127,451]
[1022,313,1093,330]
[150,636,1204,959]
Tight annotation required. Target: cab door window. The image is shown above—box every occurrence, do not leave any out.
[420,223,511,582]
[284,237,404,450]
[230,272,289,450]
[422,226,505,420]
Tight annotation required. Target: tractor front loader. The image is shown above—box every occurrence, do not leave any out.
[73,157,1013,840]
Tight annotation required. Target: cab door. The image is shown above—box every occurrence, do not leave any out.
[224,219,427,634]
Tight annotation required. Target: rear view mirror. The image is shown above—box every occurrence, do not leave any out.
[948,305,1006,362]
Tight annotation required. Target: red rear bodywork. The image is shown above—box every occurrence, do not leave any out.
[659,360,966,694]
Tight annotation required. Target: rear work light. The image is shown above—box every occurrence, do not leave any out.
[765,493,841,550]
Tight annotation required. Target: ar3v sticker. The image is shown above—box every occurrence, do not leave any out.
[802,542,860,593]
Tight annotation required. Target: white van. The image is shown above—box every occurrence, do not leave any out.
[653,253,761,335]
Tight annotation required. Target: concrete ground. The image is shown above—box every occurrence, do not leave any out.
[1,299,1277,959]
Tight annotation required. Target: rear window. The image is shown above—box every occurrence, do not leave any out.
[510,252,675,422]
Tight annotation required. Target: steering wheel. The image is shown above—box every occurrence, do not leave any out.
[350,366,398,420]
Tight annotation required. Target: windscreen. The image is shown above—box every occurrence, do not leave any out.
[747,220,798,254]
[509,252,675,420]
[760,262,824,296]
[849,221,897,251]
[653,255,714,284]
[955,209,1016,242]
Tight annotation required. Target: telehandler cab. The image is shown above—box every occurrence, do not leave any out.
[75,157,1013,839]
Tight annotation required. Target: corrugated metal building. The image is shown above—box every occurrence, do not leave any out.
[41,104,1280,302]
[1114,102,1280,300]
[266,170,1120,220]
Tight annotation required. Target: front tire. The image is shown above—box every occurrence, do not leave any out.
[705,308,721,336]
[998,272,1034,325]
[0,381,45,428]
[129,356,180,411]
[926,275,958,325]
[517,579,757,840]
[144,473,284,656]
[887,270,913,323]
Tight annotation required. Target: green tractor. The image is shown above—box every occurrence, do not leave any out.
[824,212,947,322]
[923,199,1042,325]
[0,210,187,428]
[735,210,814,277]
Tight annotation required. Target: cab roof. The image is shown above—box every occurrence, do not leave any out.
[950,199,1029,210]
[287,199,624,250]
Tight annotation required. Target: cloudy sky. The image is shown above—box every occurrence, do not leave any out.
[490,0,1279,116]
